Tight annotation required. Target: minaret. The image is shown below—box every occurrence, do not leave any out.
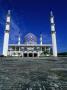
[40,34,43,45]
[3,10,11,56]
[50,11,57,57]
[18,34,21,45]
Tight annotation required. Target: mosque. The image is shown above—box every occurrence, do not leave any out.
[2,10,57,57]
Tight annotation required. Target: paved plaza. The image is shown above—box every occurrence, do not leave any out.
[0,57,67,90]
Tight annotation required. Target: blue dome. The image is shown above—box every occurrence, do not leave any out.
[24,33,37,44]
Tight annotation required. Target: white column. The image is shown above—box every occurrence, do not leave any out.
[33,52,34,58]
[40,34,42,45]
[50,11,57,57]
[40,34,43,53]
[3,10,11,56]
[18,35,21,45]
[18,35,21,54]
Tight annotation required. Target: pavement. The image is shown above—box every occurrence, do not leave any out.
[0,57,67,90]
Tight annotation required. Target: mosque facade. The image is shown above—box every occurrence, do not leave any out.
[2,10,57,57]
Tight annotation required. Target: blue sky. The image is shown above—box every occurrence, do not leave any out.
[0,0,67,54]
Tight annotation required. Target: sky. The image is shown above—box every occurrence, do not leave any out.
[0,0,67,54]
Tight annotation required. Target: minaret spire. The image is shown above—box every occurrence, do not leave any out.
[18,33,21,45]
[50,11,53,17]
[3,10,11,56]
[40,34,43,45]
[50,11,57,57]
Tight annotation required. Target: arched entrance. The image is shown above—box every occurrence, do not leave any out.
[23,53,27,57]
[29,53,33,57]
[34,53,37,57]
